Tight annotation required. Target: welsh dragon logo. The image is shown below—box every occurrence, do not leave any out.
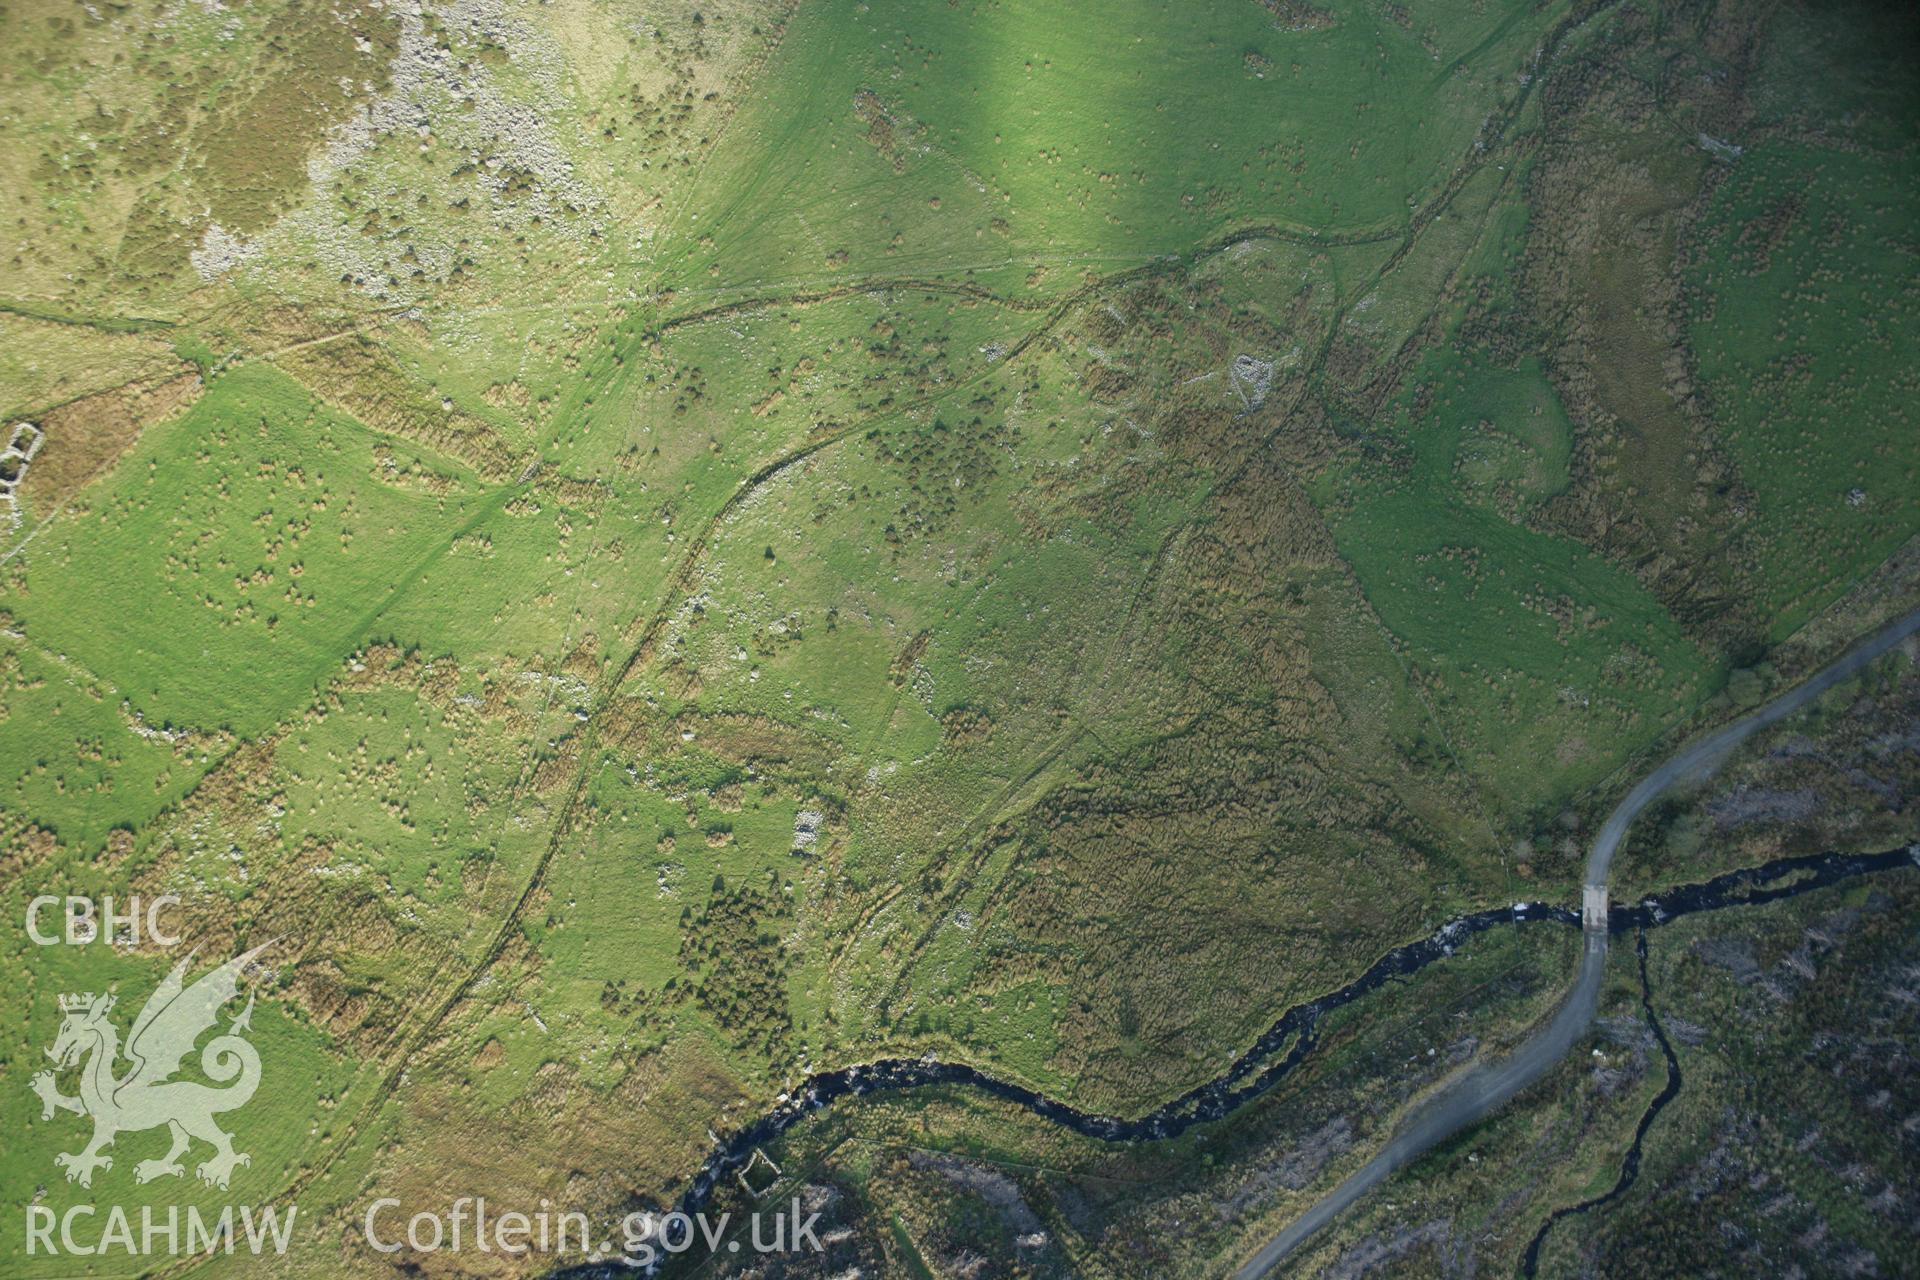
[30,943,271,1190]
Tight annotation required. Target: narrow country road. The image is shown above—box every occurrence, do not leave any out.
[1234,604,1920,1278]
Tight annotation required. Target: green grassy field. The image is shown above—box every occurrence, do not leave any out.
[1,0,1917,1274]
[647,0,1566,297]
[1687,141,1920,633]
[6,365,498,736]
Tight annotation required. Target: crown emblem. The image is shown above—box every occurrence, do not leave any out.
[58,992,102,1012]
